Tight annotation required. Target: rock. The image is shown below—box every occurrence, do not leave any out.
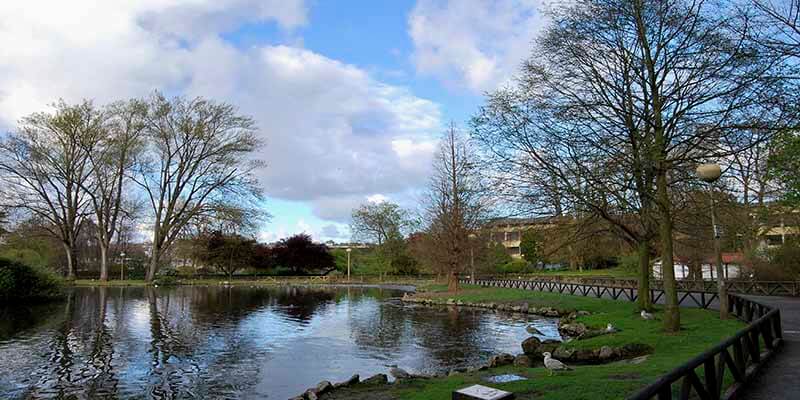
[316,380,333,394]
[511,306,522,312]
[520,303,529,313]
[289,396,304,400]
[598,346,614,360]
[513,354,532,367]
[389,367,411,380]
[304,389,319,400]
[446,298,455,305]
[620,343,653,358]
[361,374,388,385]
[559,322,588,337]
[447,369,460,376]
[577,311,591,316]
[627,355,650,365]
[553,347,576,360]
[489,353,515,367]
[521,336,560,358]
[575,349,597,362]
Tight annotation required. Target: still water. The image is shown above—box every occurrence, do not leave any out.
[0,285,559,399]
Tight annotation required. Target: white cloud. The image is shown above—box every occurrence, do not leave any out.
[0,0,443,224]
[367,194,389,204]
[408,0,548,92]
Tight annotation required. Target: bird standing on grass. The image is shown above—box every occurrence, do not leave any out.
[543,352,572,376]
[641,310,654,320]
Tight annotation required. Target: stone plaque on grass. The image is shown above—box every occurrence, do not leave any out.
[452,384,515,400]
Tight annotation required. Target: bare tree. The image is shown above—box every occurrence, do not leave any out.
[0,100,103,279]
[474,0,788,330]
[423,124,488,292]
[132,93,263,282]
[81,100,147,281]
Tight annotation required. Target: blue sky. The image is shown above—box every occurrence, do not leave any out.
[0,0,547,243]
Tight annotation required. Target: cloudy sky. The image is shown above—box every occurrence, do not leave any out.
[0,0,547,243]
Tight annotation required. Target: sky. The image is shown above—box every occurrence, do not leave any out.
[0,0,548,243]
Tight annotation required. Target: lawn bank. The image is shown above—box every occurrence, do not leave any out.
[304,284,744,400]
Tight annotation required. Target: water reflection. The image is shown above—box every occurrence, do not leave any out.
[0,286,559,399]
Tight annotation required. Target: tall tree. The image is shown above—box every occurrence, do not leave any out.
[473,0,788,330]
[81,100,147,281]
[133,93,263,282]
[423,124,488,292]
[0,100,103,279]
[350,201,414,245]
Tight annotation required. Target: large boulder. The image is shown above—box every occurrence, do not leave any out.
[513,354,532,367]
[389,367,412,380]
[333,374,360,389]
[489,353,515,368]
[559,322,588,337]
[315,381,333,395]
[598,346,615,361]
[361,374,388,385]
[521,336,560,358]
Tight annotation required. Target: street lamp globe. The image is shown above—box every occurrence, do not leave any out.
[696,163,722,183]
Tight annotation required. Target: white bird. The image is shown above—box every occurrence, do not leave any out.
[640,310,654,320]
[543,352,572,376]
[606,323,619,333]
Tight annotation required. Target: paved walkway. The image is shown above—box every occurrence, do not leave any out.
[737,296,800,399]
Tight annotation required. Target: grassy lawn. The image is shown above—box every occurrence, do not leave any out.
[329,284,743,400]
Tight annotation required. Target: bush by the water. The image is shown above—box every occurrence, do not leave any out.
[0,257,62,302]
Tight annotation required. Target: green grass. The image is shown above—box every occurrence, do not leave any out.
[331,285,744,400]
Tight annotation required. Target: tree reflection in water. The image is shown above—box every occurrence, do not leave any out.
[0,285,551,399]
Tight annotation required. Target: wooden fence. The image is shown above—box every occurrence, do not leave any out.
[461,277,783,400]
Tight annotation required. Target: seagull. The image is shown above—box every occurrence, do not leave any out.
[543,352,572,376]
[605,323,619,333]
[640,310,654,320]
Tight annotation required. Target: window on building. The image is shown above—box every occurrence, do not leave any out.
[508,247,520,255]
[506,231,520,241]
[492,232,505,242]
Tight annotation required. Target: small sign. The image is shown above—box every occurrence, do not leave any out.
[453,384,515,400]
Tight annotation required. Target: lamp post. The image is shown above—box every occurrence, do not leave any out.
[346,248,352,283]
[696,163,729,319]
[468,233,477,284]
[120,252,126,281]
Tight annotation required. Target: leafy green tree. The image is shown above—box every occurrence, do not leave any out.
[519,230,543,266]
[485,242,512,273]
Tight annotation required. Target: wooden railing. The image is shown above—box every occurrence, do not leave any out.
[628,295,782,400]
[461,277,784,400]
[474,275,800,297]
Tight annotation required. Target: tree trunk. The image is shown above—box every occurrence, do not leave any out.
[637,240,652,311]
[63,242,76,280]
[99,244,109,281]
[657,171,680,332]
[146,248,159,282]
[447,269,459,292]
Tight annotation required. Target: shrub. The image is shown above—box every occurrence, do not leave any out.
[618,252,640,275]
[152,274,179,286]
[502,259,529,275]
[392,254,419,275]
[0,257,62,303]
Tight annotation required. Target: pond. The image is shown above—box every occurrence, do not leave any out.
[0,285,560,399]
